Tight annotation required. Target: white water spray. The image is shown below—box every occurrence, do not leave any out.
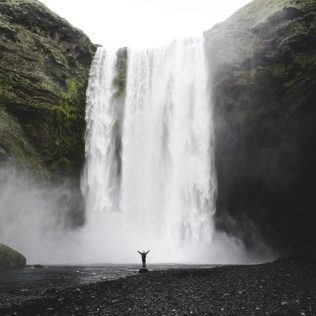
[120,39,215,256]
[80,38,251,263]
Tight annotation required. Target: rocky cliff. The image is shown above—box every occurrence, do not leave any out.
[0,0,96,179]
[205,0,316,257]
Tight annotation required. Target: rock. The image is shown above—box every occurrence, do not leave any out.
[0,261,314,315]
[0,0,96,179]
[0,243,26,268]
[32,264,44,269]
[205,0,316,257]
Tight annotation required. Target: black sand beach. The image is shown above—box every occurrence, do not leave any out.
[0,259,315,315]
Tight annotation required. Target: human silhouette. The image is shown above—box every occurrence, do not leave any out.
[138,250,150,269]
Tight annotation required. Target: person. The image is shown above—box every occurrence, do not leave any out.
[138,250,150,269]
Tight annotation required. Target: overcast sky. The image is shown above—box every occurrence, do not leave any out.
[40,0,251,48]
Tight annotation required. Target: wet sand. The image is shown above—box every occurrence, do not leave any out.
[0,259,315,315]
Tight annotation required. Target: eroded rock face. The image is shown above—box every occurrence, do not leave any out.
[205,0,316,256]
[0,243,26,268]
[0,0,96,179]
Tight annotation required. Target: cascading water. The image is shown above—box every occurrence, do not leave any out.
[120,38,216,256]
[81,38,245,263]
[82,48,121,215]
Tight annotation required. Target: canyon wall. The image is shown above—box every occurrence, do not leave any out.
[0,0,96,180]
[205,0,316,257]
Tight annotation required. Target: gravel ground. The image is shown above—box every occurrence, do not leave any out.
[0,259,315,315]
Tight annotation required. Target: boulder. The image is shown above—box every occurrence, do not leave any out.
[32,264,44,269]
[0,243,26,268]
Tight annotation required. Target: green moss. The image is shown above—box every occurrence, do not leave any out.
[50,49,69,68]
[0,21,15,32]
[0,107,47,175]
[0,0,96,179]
[62,77,86,104]
[0,244,26,268]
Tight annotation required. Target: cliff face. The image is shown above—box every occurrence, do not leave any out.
[0,0,96,179]
[205,0,316,256]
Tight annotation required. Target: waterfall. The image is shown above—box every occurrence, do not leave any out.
[82,48,121,214]
[81,38,219,263]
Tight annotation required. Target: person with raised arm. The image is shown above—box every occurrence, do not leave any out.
[138,250,150,269]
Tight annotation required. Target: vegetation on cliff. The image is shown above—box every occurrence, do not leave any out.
[0,243,26,268]
[205,0,316,256]
[0,0,96,179]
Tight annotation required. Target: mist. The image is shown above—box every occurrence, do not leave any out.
[0,164,275,265]
[0,166,79,264]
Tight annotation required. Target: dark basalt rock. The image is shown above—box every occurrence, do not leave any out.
[0,0,97,179]
[32,264,44,269]
[205,0,316,257]
[0,261,315,315]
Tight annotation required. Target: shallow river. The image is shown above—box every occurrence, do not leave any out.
[0,264,215,295]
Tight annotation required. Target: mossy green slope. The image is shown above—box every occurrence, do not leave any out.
[0,0,96,179]
[205,0,316,256]
[0,243,26,268]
